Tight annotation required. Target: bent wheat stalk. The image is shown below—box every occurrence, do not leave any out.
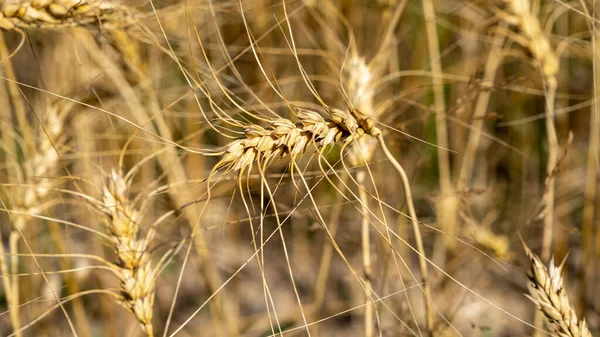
[502,0,559,262]
[523,243,592,337]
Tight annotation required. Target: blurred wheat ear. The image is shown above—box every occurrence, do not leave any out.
[522,242,592,337]
[0,0,133,30]
[98,170,156,336]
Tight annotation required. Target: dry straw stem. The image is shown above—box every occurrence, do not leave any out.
[457,25,506,191]
[523,243,592,337]
[421,0,449,333]
[422,0,456,291]
[583,2,600,315]
[343,53,389,337]
[0,0,133,30]
[99,170,156,337]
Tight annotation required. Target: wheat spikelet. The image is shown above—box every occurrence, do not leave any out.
[465,224,513,261]
[523,244,592,337]
[216,107,380,173]
[0,0,132,30]
[100,170,156,337]
[344,55,379,165]
[14,102,66,230]
[345,55,375,116]
[503,0,559,81]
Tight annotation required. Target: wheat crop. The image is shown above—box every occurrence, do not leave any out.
[0,0,598,336]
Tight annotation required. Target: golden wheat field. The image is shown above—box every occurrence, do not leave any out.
[0,0,598,336]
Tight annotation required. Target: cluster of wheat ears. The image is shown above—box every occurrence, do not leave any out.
[0,0,597,336]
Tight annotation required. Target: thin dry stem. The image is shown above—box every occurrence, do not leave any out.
[422,0,447,332]
[458,25,506,190]
[344,55,378,337]
[422,0,456,288]
[582,0,599,315]
[357,169,374,337]
[376,134,433,337]
[502,6,561,330]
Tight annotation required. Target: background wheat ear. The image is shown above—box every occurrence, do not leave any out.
[0,0,133,30]
[99,169,156,337]
[522,242,592,337]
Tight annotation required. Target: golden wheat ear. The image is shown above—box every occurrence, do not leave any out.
[100,169,156,336]
[0,0,133,30]
[522,241,592,337]
[215,107,374,174]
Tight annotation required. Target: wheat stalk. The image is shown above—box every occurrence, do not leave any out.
[523,243,592,337]
[99,170,156,337]
[503,3,560,311]
[0,0,132,30]
[343,55,377,336]
[341,37,436,337]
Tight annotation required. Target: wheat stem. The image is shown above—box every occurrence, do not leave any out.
[583,1,600,315]
[8,231,21,337]
[0,31,31,152]
[458,25,506,190]
[501,3,561,333]
[357,169,374,337]
[312,171,347,325]
[376,134,433,335]
[0,226,20,337]
[48,217,92,337]
[422,0,455,290]
[541,79,558,260]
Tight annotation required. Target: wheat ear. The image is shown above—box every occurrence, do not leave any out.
[0,0,132,30]
[215,107,378,173]
[100,170,156,337]
[503,0,559,82]
[523,243,592,337]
